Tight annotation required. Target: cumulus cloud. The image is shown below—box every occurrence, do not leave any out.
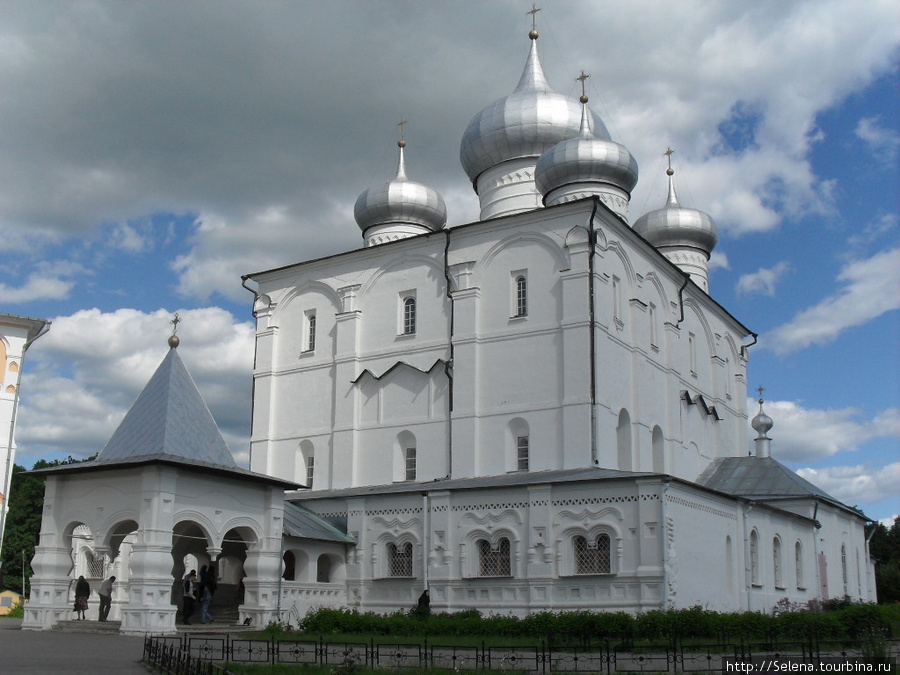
[748,399,900,462]
[763,248,900,354]
[737,261,791,296]
[796,463,900,510]
[855,116,900,165]
[0,1,897,300]
[17,307,254,466]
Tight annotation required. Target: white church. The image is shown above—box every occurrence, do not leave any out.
[21,22,875,634]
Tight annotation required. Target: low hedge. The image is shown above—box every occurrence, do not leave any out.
[296,602,900,644]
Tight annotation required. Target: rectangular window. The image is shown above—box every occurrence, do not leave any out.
[304,311,316,352]
[405,447,416,481]
[478,538,511,577]
[306,455,315,487]
[516,436,529,471]
[388,542,413,577]
[649,304,658,348]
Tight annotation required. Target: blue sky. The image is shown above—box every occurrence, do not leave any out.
[1,1,897,521]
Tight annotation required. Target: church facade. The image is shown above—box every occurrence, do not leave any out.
[21,22,875,633]
[244,27,875,617]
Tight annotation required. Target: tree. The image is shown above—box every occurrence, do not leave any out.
[866,516,900,604]
[0,456,93,595]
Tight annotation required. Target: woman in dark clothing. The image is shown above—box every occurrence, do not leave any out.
[74,575,91,620]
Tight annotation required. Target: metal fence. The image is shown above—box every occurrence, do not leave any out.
[144,633,900,673]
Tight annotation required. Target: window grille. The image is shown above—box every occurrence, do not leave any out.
[306,313,316,351]
[388,542,413,577]
[516,436,529,471]
[306,455,315,487]
[515,275,527,317]
[403,297,416,334]
[574,534,612,574]
[405,447,416,481]
[478,538,511,577]
[88,551,104,578]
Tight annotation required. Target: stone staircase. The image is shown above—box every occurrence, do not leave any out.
[53,619,122,634]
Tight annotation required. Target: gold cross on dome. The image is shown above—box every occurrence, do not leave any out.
[398,117,407,142]
[527,4,541,30]
[170,312,181,335]
[757,385,765,399]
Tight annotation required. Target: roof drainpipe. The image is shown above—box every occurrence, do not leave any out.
[241,276,261,471]
[442,230,455,478]
[422,491,430,593]
[588,199,599,465]
[674,274,689,328]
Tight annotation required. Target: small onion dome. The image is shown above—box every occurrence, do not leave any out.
[354,140,447,241]
[459,31,610,187]
[633,167,718,255]
[751,399,774,439]
[535,99,638,206]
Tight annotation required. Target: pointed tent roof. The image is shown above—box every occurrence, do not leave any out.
[95,346,237,468]
[31,345,297,488]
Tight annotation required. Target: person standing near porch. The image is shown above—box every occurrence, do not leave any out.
[73,575,91,620]
[98,575,115,621]
[182,570,197,625]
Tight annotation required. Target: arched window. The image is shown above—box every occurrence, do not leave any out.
[725,535,734,597]
[750,530,760,585]
[516,435,529,472]
[514,275,527,317]
[795,541,804,589]
[574,534,612,575]
[387,542,413,577]
[617,409,632,471]
[316,554,332,583]
[283,551,296,581]
[405,446,417,481]
[773,536,783,588]
[395,431,417,482]
[651,425,665,473]
[403,297,416,335]
[841,544,848,595]
[478,538,511,577]
[305,311,317,352]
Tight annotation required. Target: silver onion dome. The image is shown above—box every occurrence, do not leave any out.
[751,397,774,439]
[633,165,718,254]
[534,97,638,202]
[459,31,610,186]
[354,140,447,237]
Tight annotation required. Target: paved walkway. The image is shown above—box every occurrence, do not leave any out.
[0,618,149,674]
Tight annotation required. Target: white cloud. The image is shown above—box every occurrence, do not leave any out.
[855,116,900,164]
[749,399,900,462]
[737,261,791,296]
[763,248,900,354]
[796,463,900,510]
[0,274,74,303]
[0,2,896,300]
[16,307,254,466]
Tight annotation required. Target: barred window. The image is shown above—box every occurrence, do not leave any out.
[88,551,104,578]
[478,538,511,577]
[574,534,612,575]
[516,436,529,472]
[306,313,317,352]
[405,446,416,481]
[403,297,416,335]
[387,542,413,577]
[515,275,527,317]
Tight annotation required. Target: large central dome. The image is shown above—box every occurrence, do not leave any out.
[459,30,609,219]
